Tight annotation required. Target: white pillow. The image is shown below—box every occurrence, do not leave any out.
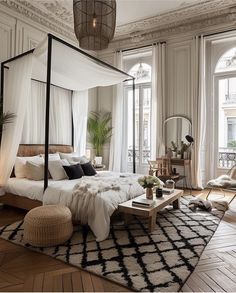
[15,156,43,178]
[67,156,90,165]
[25,161,44,181]
[41,153,61,161]
[48,159,70,180]
[59,152,76,160]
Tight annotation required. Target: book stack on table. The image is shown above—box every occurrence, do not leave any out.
[132,198,155,208]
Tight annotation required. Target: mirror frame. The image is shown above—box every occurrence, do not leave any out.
[163,115,192,152]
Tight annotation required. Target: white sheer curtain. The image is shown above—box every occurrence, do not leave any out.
[151,43,166,159]
[21,80,45,144]
[72,90,88,155]
[21,82,72,145]
[191,36,206,189]
[0,55,33,185]
[50,86,72,144]
[109,51,128,172]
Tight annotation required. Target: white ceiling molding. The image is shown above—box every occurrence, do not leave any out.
[0,0,75,40]
[0,0,235,46]
[114,0,236,37]
[110,6,236,50]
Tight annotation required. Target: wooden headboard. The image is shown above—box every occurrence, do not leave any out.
[17,144,73,157]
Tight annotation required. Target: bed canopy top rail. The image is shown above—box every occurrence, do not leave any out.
[0,33,136,191]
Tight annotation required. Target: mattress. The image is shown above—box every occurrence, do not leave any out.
[4,177,45,201]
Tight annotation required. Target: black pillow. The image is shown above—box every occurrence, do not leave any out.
[81,162,97,176]
[63,163,84,180]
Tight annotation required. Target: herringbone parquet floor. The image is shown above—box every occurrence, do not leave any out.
[0,189,235,292]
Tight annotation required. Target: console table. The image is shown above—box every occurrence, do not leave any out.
[149,158,192,191]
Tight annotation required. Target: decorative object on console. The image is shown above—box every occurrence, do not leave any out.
[171,141,178,158]
[87,111,112,163]
[138,175,162,200]
[73,0,116,50]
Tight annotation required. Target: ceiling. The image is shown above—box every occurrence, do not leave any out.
[116,0,203,26]
[16,0,206,28]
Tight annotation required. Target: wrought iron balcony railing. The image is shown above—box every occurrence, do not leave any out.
[219,147,236,168]
[128,149,151,163]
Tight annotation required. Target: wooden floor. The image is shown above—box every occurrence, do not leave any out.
[0,189,235,292]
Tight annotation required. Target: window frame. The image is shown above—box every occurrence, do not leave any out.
[214,71,236,169]
[124,81,152,168]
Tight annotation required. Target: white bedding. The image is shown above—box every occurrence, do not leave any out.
[4,177,44,201]
[4,171,144,241]
[43,171,144,241]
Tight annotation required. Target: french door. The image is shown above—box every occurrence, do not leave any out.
[215,72,236,170]
[125,83,152,174]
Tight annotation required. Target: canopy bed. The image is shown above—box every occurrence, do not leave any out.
[0,33,142,241]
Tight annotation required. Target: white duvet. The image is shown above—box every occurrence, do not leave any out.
[43,171,144,241]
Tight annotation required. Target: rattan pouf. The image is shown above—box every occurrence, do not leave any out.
[23,205,73,247]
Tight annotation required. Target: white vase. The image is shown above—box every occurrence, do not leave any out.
[172,151,177,158]
[94,156,102,165]
[183,151,188,159]
[177,154,181,159]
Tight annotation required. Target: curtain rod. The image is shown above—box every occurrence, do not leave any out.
[121,41,166,53]
[1,49,34,65]
[31,78,72,92]
[49,34,133,79]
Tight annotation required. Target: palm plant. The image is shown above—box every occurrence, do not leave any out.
[87,111,112,156]
[0,99,15,137]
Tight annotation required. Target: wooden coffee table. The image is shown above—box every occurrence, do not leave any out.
[118,189,183,232]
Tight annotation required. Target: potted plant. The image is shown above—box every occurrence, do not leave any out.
[138,175,162,200]
[180,141,189,159]
[0,100,15,138]
[171,141,178,158]
[87,111,112,165]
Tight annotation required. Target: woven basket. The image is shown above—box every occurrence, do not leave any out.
[23,205,73,247]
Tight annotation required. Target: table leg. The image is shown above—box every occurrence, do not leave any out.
[148,214,156,232]
[172,198,180,209]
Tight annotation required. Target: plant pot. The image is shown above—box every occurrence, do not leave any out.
[94,156,102,165]
[183,151,188,159]
[146,187,153,200]
[172,151,177,158]
[177,154,181,159]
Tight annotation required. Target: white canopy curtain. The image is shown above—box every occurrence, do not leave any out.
[0,34,129,187]
[109,51,128,172]
[151,43,166,159]
[72,90,88,156]
[0,55,33,185]
[21,81,72,144]
[191,36,206,189]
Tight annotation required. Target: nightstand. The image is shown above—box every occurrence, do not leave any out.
[94,164,106,171]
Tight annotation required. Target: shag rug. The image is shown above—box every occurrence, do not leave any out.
[0,196,228,292]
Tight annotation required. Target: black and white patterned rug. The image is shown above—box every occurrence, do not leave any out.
[0,197,227,292]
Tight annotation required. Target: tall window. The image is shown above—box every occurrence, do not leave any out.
[125,62,152,172]
[216,47,236,168]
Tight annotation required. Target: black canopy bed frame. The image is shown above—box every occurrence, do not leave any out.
[0,33,136,210]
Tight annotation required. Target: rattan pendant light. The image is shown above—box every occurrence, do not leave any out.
[73,0,116,50]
